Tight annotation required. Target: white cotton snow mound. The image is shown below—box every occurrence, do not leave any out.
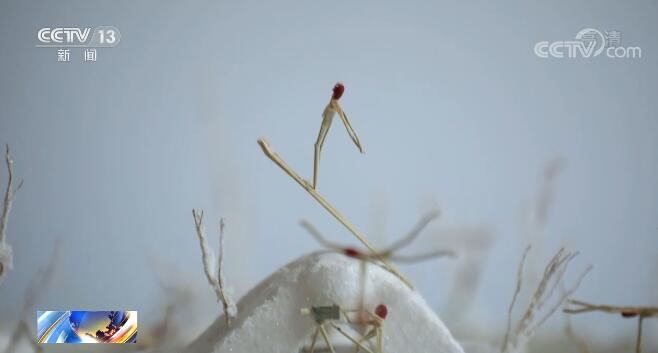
[459,341,499,353]
[185,252,464,353]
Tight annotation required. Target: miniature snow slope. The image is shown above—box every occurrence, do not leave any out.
[185,252,464,353]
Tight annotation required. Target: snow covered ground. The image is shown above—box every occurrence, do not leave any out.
[185,251,464,353]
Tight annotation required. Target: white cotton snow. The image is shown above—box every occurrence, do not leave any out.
[185,252,464,353]
[459,341,499,353]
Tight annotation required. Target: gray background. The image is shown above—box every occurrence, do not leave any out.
[0,0,657,348]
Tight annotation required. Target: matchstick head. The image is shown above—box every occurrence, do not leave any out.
[332,83,345,100]
[375,304,388,319]
[342,247,362,258]
[621,311,638,318]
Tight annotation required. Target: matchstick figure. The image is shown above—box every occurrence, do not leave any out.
[301,303,387,353]
[313,83,364,189]
[300,210,455,265]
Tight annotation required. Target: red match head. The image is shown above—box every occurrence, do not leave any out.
[343,247,362,258]
[332,82,345,100]
[375,304,388,319]
[621,311,638,318]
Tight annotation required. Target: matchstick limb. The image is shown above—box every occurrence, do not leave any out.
[258,81,413,289]
[563,299,658,353]
[257,138,412,288]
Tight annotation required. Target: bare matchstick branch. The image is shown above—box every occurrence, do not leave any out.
[217,218,235,321]
[501,247,590,353]
[0,145,23,285]
[501,245,531,353]
[257,138,412,288]
[192,209,236,326]
[514,248,573,336]
[527,265,592,335]
[0,145,22,244]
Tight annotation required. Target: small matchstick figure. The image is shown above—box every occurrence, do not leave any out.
[313,82,364,189]
[300,303,387,353]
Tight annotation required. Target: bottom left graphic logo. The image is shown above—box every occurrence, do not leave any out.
[37,311,137,344]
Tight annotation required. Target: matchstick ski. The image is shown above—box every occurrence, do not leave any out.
[313,83,364,189]
[257,138,413,288]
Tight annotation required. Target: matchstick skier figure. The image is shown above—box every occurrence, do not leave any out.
[313,83,364,189]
